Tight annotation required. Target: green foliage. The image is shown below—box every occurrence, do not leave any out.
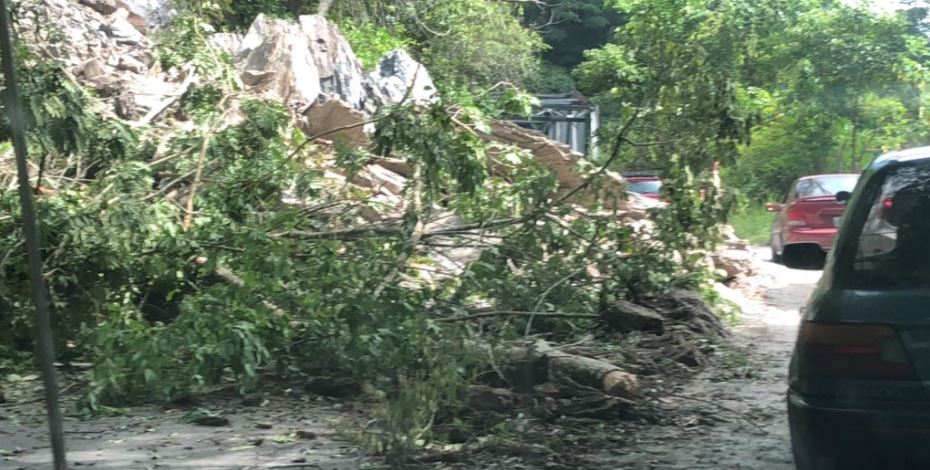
[729,205,774,246]
[524,0,626,68]
[636,157,736,292]
[374,103,488,202]
[0,61,139,169]
[574,0,930,211]
[329,0,545,89]
[338,21,412,70]
[154,14,239,87]
[523,63,577,94]
[170,0,318,31]
[1,8,727,453]
[410,0,545,89]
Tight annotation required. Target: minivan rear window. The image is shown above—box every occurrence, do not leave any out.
[851,165,930,287]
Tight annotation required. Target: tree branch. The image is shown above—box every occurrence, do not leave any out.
[553,111,640,205]
[437,310,598,323]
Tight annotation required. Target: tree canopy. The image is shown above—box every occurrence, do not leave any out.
[568,0,930,199]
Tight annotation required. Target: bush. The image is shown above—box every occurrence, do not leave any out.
[338,21,412,70]
[729,204,773,246]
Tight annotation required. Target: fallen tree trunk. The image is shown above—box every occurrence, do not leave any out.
[193,256,288,317]
[533,339,638,398]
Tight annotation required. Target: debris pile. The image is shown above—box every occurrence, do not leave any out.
[4,2,739,454]
[457,289,727,426]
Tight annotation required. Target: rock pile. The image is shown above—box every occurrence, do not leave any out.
[18,0,179,120]
[24,1,648,218]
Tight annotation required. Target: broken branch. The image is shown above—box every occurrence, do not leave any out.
[437,310,598,323]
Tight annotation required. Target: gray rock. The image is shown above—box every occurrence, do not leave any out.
[80,0,119,15]
[74,58,107,79]
[119,0,174,28]
[209,32,243,56]
[104,9,145,45]
[237,14,323,107]
[20,0,192,120]
[370,49,437,105]
[235,14,397,114]
[117,54,147,73]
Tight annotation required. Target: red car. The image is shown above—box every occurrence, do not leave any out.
[767,173,859,268]
[624,172,663,199]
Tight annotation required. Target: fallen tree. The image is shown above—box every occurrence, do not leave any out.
[0,0,735,457]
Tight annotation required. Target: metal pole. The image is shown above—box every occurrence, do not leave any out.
[0,1,68,468]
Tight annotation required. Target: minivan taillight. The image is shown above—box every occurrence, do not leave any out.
[796,322,916,381]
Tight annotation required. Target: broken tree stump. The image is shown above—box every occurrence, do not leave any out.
[533,339,638,398]
[599,299,665,334]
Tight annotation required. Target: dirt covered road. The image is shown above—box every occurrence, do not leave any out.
[597,249,821,469]
[2,250,819,470]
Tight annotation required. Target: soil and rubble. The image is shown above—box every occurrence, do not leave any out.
[3,249,811,469]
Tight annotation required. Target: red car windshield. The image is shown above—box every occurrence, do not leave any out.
[795,175,858,198]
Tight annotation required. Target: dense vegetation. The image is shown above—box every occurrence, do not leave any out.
[3,0,930,458]
[0,0,722,455]
[169,0,930,202]
[572,0,930,200]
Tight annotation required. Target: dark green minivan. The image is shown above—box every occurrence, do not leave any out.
[788,147,930,469]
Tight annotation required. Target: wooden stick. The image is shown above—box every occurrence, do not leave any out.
[437,311,598,322]
[183,124,212,231]
[136,71,198,126]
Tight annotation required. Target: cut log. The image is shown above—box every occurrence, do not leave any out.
[466,384,515,412]
[303,376,361,397]
[533,339,638,398]
[599,299,664,334]
[712,250,752,281]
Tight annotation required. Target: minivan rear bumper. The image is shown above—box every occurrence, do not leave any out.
[788,389,930,467]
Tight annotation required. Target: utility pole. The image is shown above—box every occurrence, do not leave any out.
[0,0,68,468]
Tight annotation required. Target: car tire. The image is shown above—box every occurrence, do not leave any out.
[792,431,876,470]
[770,238,783,264]
[792,438,844,470]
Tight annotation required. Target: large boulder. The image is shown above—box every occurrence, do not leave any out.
[300,99,371,147]
[234,15,439,115]
[370,50,438,105]
[236,14,382,113]
[209,32,243,56]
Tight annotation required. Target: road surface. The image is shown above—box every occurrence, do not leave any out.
[599,248,821,469]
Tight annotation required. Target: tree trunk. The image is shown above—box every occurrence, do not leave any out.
[850,93,862,172]
[532,339,638,398]
[836,141,847,173]
[850,122,859,172]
